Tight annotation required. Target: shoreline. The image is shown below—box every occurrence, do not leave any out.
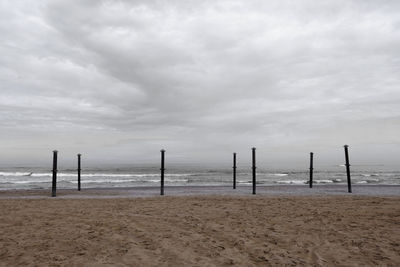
[0,184,399,199]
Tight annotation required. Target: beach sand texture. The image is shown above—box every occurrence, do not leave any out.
[0,196,399,266]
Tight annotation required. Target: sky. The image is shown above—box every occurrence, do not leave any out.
[0,0,399,168]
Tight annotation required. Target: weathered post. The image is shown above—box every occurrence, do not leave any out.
[252,147,256,195]
[51,150,58,197]
[344,145,352,193]
[77,154,81,191]
[160,149,165,195]
[233,152,237,189]
[309,152,314,188]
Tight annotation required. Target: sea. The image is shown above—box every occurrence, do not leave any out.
[1,164,399,190]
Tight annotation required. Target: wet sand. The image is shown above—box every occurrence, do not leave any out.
[0,187,399,266]
[0,184,399,199]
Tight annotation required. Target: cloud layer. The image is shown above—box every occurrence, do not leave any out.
[1,0,400,166]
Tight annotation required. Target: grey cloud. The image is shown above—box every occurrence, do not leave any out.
[0,0,399,165]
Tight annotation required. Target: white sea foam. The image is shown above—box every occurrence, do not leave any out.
[0,172,33,176]
[276,180,306,185]
[26,173,195,178]
[276,179,346,185]
[356,179,380,184]
[65,177,189,184]
[315,180,334,183]
[361,174,379,177]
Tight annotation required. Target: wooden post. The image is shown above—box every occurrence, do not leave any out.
[252,147,256,195]
[160,149,165,195]
[344,145,352,193]
[77,154,81,191]
[309,152,314,188]
[51,150,58,197]
[233,153,237,189]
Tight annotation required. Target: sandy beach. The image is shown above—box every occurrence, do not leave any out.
[0,187,399,266]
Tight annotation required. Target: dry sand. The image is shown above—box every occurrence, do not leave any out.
[0,195,399,266]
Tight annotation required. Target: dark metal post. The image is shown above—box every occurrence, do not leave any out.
[160,149,165,195]
[233,153,237,189]
[252,147,256,195]
[77,154,81,191]
[51,150,58,197]
[344,145,352,193]
[309,152,314,188]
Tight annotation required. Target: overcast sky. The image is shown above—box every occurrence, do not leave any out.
[1,0,399,167]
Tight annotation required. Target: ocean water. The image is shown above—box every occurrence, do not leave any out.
[1,164,399,190]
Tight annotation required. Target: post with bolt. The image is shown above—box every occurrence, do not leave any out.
[51,150,58,197]
[77,154,81,191]
[233,153,237,189]
[160,149,165,195]
[344,145,352,193]
[309,152,314,188]
[252,147,256,195]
